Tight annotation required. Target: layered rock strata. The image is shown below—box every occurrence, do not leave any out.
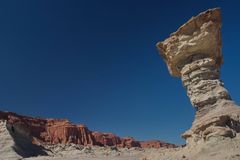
[0,111,176,149]
[157,8,240,145]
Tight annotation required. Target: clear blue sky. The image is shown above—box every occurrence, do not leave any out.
[0,0,240,145]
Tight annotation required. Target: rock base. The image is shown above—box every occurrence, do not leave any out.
[183,100,240,145]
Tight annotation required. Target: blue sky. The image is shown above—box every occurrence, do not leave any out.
[0,0,240,145]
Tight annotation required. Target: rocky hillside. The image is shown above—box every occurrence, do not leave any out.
[0,110,176,149]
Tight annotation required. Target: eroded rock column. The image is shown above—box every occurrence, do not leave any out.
[157,8,240,145]
[181,56,230,116]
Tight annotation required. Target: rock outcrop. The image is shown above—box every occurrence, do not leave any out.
[157,8,240,145]
[0,120,47,160]
[0,111,176,149]
[139,140,176,148]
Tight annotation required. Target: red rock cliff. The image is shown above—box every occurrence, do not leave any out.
[0,111,176,148]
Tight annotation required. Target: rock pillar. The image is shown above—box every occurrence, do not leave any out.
[157,8,240,145]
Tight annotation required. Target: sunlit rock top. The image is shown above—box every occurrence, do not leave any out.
[156,8,222,77]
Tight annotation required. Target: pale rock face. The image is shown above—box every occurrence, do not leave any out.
[157,8,240,145]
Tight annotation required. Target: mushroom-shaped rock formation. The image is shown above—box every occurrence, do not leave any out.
[157,8,240,145]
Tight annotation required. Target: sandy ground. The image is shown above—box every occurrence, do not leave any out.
[21,138,240,160]
[23,146,149,160]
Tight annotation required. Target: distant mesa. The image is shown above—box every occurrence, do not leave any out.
[0,110,176,149]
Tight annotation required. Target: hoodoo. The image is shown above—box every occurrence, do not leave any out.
[157,8,240,145]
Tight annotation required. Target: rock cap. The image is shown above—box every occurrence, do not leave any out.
[156,8,222,77]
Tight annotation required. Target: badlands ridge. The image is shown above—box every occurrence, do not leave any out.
[0,110,176,159]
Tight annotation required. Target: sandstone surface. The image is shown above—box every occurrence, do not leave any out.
[157,8,240,145]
